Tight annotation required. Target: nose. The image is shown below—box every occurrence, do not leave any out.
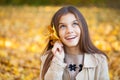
[66,26,73,34]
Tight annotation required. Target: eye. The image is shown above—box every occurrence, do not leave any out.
[59,25,66,29]
[72,22,79,27]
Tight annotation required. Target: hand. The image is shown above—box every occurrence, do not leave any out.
[52,41,65,62]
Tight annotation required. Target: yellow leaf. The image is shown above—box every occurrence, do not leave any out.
[47,25,60,45]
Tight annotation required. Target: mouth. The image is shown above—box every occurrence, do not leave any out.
[65,35,77,40]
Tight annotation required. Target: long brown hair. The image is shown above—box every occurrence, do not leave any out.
[41,5,108,79]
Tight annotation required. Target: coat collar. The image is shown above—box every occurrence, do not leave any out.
[83,53,98,68]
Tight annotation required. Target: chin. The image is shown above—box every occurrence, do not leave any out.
[62,39,79,47]
[65,43,78,47]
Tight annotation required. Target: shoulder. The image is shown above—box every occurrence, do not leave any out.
[92,53,108,67]
[93,53,108,62]
[84,53,108,67]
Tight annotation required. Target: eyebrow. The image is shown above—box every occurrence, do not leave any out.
[58,20,78,25]
[73,20,78,23]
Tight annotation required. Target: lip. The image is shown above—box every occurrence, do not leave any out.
[65,35,77,40]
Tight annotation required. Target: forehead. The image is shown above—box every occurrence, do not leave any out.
[59,13,77,23]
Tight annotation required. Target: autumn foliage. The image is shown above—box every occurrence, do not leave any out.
[0,6,120,80]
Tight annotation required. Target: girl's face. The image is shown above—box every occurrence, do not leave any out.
[58,13,81,48]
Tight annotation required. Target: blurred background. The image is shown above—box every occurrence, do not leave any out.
[0,0,120,80]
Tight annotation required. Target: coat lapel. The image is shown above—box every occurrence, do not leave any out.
[76,53,98,80]
[83,53,98,68]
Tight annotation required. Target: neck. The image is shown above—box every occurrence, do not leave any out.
[64,46,81,55]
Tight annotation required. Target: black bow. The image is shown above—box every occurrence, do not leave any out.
[68,64,83,72]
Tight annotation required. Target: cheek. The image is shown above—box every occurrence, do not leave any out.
[78,30,81,36]
[59,30,65,39]
[75,28,81,39]
[77,27,81,35]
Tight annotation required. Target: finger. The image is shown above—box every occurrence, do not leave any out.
[52,41,59,50]
[57,45,62,53]
[52,46,56,55]
[52,42,60,54]
[56,41,64,51]
[57,40,63,47]
[52,41,64,55]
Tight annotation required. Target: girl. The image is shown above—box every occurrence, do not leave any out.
[40,6,110,80]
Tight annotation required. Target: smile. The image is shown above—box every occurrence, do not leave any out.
[65,36,77,40]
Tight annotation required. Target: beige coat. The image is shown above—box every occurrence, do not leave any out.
[40,53,110,80]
